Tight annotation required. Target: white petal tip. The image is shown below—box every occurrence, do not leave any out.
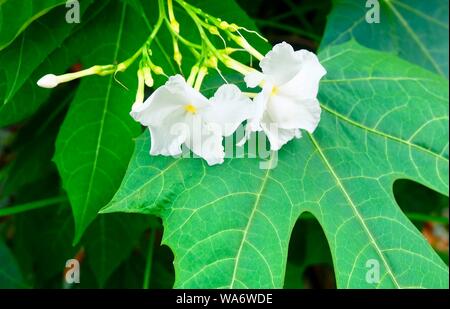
[131,101,143,111]
[206,158,225,166]
[37,74,59,88]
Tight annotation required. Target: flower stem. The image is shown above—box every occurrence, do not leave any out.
[187,65,200,87]
[176,0,265,60]
[243,92,258,98]
[167,0,179,33]
[0,196,67,217]
[407,213,449,225]
[135,67,145,103]
[164,20,202,50]
[194,67,208,91]
[180,3,256,81]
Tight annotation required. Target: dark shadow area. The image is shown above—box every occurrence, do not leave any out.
[237,0,332,51]
[394,179,449,265]
[284,212,335,289]
[106,216,175,289]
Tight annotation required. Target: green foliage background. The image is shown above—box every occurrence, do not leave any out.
[0,0,448,288]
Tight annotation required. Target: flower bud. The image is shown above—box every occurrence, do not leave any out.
[206,56,218,68]
[143,67,154,87]
[174,52,182,66]
[229,23,239,32]
[223,47,237,55]
[173,39,182,67]
[219,21,229,30]
[171,20,180,34]
[135,68,145,104]
[37,74,59,88]
[234,36,249,49]
[152,66,164,75]
[209,26,219,36]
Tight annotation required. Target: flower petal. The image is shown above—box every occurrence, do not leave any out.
[149,121,188,156]
[130,75,209,127]
[260,42,303,86]
[261,113,302,151]
[205,84,254,137]
[185,115,224,166]
[266,95,321,132]
[236,87,269,146]
[165,74,189,93]
[244,71,265,88]
[279,50,327,99]
[166,74,210,112]
[130,87,185,127]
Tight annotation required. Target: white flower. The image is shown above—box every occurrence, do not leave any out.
[243,42,327,151]
[37,74,59,88]
[131,75,253,166]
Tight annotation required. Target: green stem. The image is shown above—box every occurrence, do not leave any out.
[179,0,265,60]
[187,64,200,86]
[117,48,144,72]
[150,2,165,44]
[143,228,156,289]
[181,4,255,78]
[167,0,177,25]
[243,92,258,98]
[119,0,167,77]
[407,213,449,225]
[164,19,202,50]
[194,67,208,91]
[0,196,67,217]
[114,0,168,73]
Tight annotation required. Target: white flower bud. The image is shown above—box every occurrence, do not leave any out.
[37,74,59,88]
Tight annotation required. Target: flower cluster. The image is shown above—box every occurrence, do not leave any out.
[130,75,253,166]
[131,42,326,165]
[36,0,326,166]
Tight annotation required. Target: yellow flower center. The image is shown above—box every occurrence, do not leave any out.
[271,86,279,96]
[184,104,197,114]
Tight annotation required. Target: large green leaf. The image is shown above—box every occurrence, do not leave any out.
[0,0,94,127]
[321,0,449,77]
[52,0,270,244]
[54,1,147,243]
[0,240,24,288]
[0,0,67,51]
[102,41,449,288]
